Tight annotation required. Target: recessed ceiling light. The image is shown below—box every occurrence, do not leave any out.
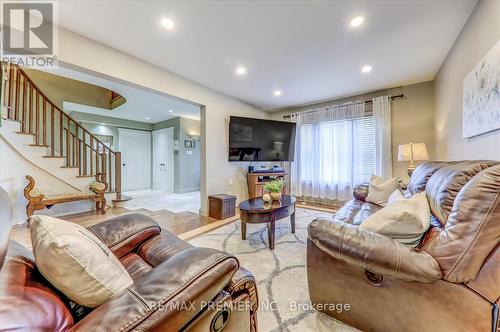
[161,18,175,30]
[169,110,173,113]
[361,65,372,73]
[350,16,364,28]
[236,66,246,75]
[145,117,150,120]
[273,90,282,96]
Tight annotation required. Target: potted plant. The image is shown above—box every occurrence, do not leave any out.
[263,179,284,201]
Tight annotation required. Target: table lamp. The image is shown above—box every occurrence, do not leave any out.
[398,143,429,176]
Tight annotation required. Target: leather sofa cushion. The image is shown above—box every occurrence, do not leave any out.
[139,230,193,267]
[88,213,161,259]
[120,253,154,281]
[29,215,133,308]
[0,241,74,331]
[425,160,497,225]
[333,200,382,226]
[406,162,449,195]
[71,247,239,331]
[425,164,500,282]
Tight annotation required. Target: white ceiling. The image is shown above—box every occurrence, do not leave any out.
[45,66,200,123]
[57,0,477,111]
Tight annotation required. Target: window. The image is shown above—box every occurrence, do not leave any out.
[293,115,376,201]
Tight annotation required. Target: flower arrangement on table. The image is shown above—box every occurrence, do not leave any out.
[262,179,284,202]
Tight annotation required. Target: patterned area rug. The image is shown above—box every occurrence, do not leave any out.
[188,208,359,332]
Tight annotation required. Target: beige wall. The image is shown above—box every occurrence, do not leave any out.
[434,0,500,161]
[271,81,436,180]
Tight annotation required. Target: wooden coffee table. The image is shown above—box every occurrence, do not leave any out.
[239,195,296,250]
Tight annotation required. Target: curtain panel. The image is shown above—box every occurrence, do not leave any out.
[373,95,393,179]
[291,96,392,203]
[291,101,370,201]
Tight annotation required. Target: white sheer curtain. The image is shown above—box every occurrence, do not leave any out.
[373,96,393,179]
[291,101,374,202]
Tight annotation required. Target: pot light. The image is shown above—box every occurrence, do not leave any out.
[169,110,173,113]
[145,117,150,120]
[161,18,175,30]
[273,90,282,96]
[350,16,364,28]
[236,66,246,75]
[361,65,372,73]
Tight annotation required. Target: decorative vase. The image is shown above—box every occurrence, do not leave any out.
[262,193,272,202]
[270,192,282,201]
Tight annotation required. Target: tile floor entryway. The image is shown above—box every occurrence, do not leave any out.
[121,189,201,214]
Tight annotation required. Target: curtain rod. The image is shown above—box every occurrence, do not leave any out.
[282,94,404,120]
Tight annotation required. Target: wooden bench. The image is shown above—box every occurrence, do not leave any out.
[24,174,107,217]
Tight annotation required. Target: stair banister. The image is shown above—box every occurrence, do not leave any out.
[1,62,122,197]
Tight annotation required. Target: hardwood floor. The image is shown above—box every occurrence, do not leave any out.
[9,206,227,249]
[9,202,333,250]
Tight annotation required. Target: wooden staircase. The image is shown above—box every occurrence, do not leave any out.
[1,62,123,198]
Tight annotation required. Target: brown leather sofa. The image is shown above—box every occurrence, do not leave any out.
[0,214,259,331]
[307,161,500,332]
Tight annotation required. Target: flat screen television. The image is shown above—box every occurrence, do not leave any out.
[228,116,296,162]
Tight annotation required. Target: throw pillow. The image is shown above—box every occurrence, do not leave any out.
[365,175,400,207]
[387,189,405,204]
[29,215,133,308]
[360,191,431,247]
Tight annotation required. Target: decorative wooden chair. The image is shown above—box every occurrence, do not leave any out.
[24,174,107,217]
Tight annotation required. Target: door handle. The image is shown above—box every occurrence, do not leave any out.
[122,163,126,166]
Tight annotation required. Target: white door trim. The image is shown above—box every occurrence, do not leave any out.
[118,128,152,191]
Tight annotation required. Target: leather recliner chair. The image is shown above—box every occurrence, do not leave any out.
[307,161,500,332]
[0,214,259,331]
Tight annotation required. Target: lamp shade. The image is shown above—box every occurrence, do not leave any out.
[398,143,429,161]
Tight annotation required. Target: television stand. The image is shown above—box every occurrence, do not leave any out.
[247,171,289,199]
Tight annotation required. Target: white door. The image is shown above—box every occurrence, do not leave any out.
[118,128,152,191]
[153,128,174,192]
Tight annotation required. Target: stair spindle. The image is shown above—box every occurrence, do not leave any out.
[95,144,99,175]
[90,137,93,175]
[59,112,63,156]
[42,100,47,146]
[108,149,112,190]
[73,134,77,166]
[83,132,87,175]
[21,77,26,132]
[14,69,20,121]
[35,92,39,145]
[8,65,13,117]
[50,104,54,156]
[75,126,80,168]
[101,152,106,183]
[66,117,70,165]
[28,85,33,133]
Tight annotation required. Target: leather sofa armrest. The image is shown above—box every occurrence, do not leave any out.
[353,184,369,201]
[88,214,161,258]
[308,218,442,282]
[71,247,239,332]
[225,267,259,312]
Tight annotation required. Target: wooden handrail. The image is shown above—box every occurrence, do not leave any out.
[16,66,117,156]
[1,62,121,194]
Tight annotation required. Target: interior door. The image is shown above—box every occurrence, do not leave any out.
[118,128,152,191]
[153,127,174,192]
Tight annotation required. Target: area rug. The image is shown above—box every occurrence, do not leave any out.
[188,208,359,332]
